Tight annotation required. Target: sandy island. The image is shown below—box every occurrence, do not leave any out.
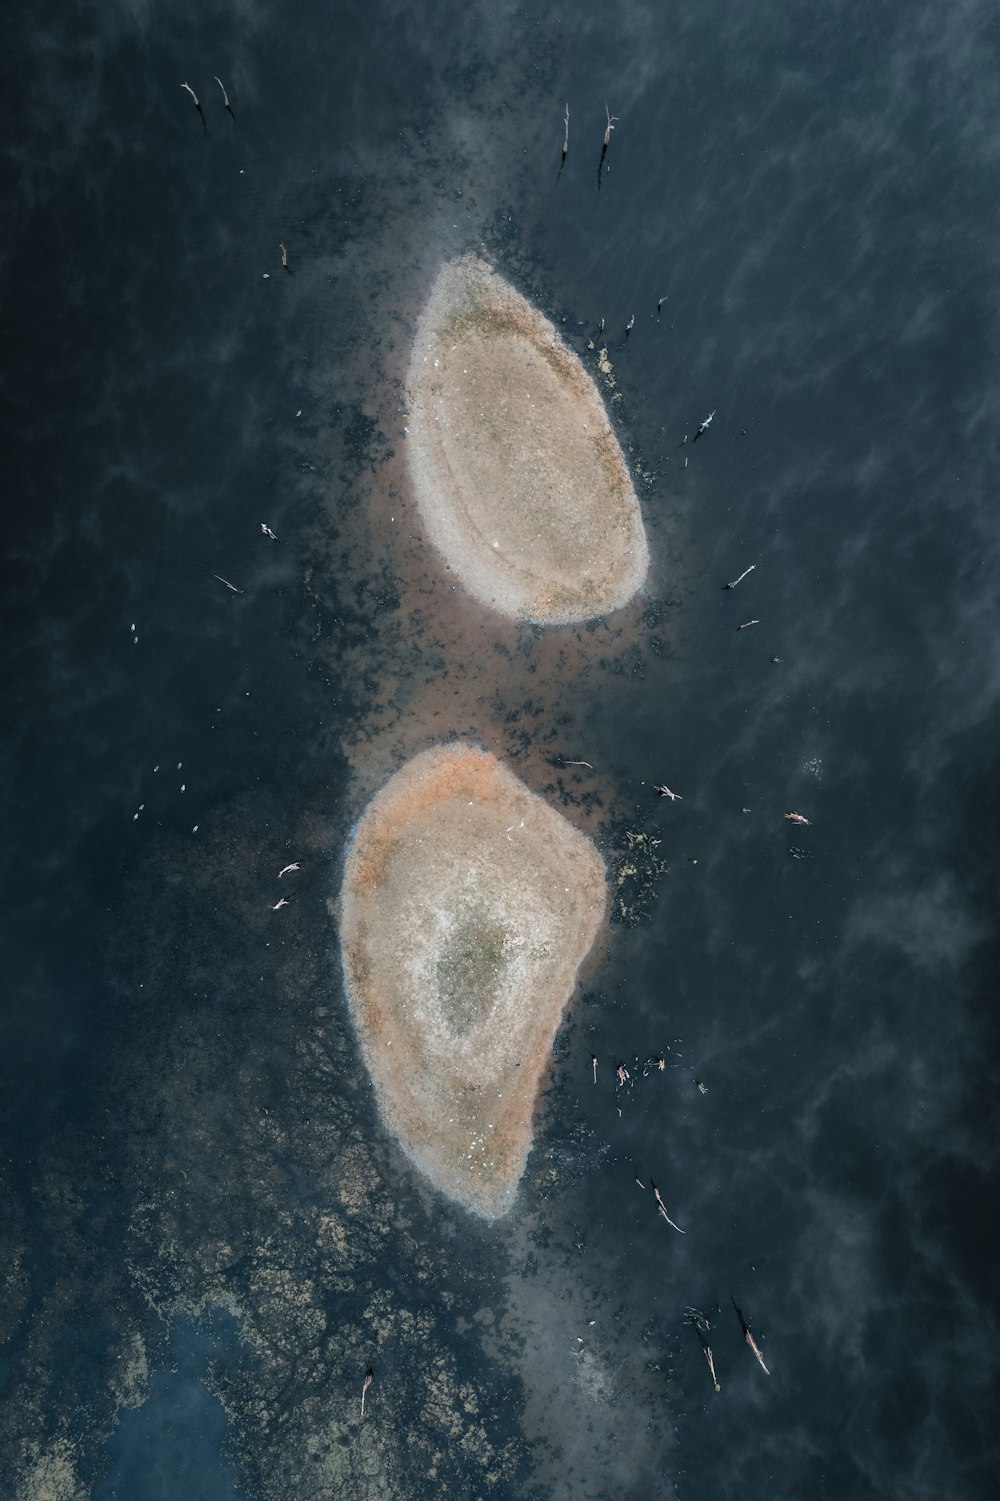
[339,743,606,1218]
[405,255,649,624]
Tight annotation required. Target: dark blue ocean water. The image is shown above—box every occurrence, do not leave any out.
[1,2,997,1498]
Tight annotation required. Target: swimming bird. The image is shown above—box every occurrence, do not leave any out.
[724,564,755,589]
[657,295,667,316]
[280,241,290,272]
[212,573,243,594]
[650,1180,685,1234]
[655,784,682,800]
[271,896,292,911]
[597,104,618,189]
[559,102,569,175]
[261,522,280,541]
[784,812,811,825]
[737,619,759,631]
[278,861,301,877]
[685,1309,721,1393]
[692,410,715,442]
[732,1296,770,1374]
[591,1054,598,1084]
[361,1368,373,1416]
[181,82,208,133]
[214,76,236,120]
[624,313,635,341]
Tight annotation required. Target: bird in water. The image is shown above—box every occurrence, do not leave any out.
[261,522,280,541]
[737,619,759,631]
[624,313,635,342]
[214,76,236,120]
[271,896,292,911]
[655,784,682,800]
[280,241,290,273]
[732,1296,770,1375]
[784,812,811,825]
[685,1309,721,1393]
[559,102,569,176]
[361,1368,373,1416]
[591,1054,598,1084]
[692,410,715,442]
[212,573,243,594]
[597,104,618,190]
[278,861,301,878]
[180,82,207,134]
[724,564,755,589]
[657,295,667,316]
[650,1180,685,1234]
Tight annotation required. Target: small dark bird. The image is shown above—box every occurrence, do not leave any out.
[181,82,208,134]
[214,76,236,120]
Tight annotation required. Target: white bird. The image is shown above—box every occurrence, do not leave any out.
[181,82,207,133]
[214,76,236,119]
[278,861,300,877]
[655,784,682,801]
[261,522,280,541]
[272,896,291,911]
[693,410,715,442]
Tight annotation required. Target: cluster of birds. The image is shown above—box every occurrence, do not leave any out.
[180,76,235,132]
[270,860,302,911]
[685,1301,769,1392]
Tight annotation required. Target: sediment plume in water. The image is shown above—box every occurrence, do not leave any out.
[338,742,606,1218]
[405,255,650,624]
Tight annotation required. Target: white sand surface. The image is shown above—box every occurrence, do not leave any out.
[406,256,649,624]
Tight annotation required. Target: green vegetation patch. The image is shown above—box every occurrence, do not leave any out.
[435,906,510,1035]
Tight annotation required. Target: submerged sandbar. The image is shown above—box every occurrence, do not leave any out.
[339,743,606,1218]
[405,255,649,624]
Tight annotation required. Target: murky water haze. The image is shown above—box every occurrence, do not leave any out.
[2,1,998,1497]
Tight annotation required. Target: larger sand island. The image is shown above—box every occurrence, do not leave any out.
[339,743,606,1218]
[405,256,649,624]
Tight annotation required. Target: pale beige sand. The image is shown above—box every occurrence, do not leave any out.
[405,255,649,624]
[339,742,606,1218]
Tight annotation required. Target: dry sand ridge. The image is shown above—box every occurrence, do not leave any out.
[405,255,649,623]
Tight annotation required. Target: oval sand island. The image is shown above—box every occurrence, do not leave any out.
[405,255,649,624]
[339,743,606,1217]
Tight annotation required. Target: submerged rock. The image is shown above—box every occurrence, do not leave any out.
[339,743,606,1218]
[405,255,649,624]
